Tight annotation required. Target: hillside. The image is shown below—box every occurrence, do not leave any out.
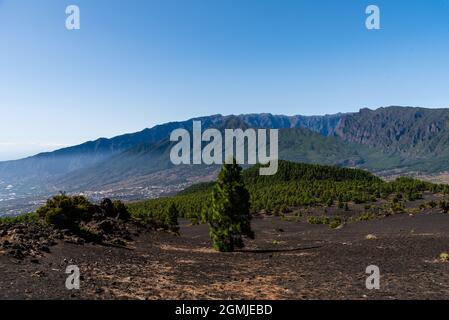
[0,114,226,182]
[335,107,449,155]
[55,128,394,194]
[2,160,449,299]
[1,106,448,184]
[128,160,447,224]
[2,106,449,216]
[0,112,350,185]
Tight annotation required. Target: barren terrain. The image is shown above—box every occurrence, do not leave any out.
[1,209,449,300]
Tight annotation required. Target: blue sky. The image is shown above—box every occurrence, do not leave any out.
[1,0,449,160]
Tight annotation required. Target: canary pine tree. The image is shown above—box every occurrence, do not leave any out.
[207,160,254,252]
[165,202,180,234]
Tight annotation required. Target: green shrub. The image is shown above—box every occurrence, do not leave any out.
[390,202,405,214]
[329,217,342,229]
[407,191,422,201]
[439,201,449,213]
[112,200,131,221]
[354,212,375,222]
[0,212,39,225]
[307,216,330,225]
[428,200,437,208]
[37,194,94,230]
[165,203,180,234]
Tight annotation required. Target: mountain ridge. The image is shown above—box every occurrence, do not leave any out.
[1,106,449,216]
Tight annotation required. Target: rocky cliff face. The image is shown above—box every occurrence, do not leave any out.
[333,107,449,157]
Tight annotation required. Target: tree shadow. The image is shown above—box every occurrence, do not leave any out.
[236,245,323,254]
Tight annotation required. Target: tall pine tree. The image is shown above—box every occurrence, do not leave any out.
[165,202,180,234]
[207,160,254,252]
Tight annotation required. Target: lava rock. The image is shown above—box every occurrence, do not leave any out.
[96,220,115,234]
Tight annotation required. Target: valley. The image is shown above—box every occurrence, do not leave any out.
[1,159,449,299]
[1,106,449,216]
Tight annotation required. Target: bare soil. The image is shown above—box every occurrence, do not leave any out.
[1,208,449,300]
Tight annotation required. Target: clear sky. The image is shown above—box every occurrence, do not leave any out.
[1,0,449,160]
